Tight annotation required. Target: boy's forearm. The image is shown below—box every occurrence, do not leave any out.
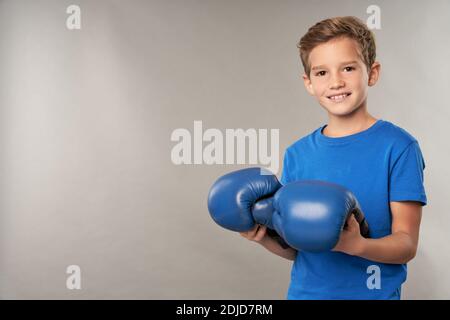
[259,235,297,261]
[357,231,417,264]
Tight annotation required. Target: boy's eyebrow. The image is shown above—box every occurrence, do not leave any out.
[311,61,358,71]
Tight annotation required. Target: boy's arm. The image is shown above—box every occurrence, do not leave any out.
[333,201,422,264]
[240,225,297,261]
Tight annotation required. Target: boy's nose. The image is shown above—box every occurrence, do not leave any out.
[329,78,345,89]
[328,72,345,89]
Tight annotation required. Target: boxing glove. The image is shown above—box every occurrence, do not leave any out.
[272,180,370,253]
[207,168,289,248]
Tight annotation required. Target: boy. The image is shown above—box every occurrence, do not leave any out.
[240,16,427,300]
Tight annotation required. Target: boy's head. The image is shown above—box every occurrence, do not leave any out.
[298,16,380,117]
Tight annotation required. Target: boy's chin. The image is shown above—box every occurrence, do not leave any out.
[321,104,359,117]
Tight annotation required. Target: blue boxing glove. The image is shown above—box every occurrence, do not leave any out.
[272,180,370,253]
[207,167,289,248]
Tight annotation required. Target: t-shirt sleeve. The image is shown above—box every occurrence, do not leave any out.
[389,141,427,206]
[280,149,292,185]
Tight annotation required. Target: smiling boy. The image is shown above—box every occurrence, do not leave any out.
[241,16,427,299]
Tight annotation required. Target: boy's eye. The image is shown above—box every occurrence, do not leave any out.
[344,66,355,72]
[315,66,354,77]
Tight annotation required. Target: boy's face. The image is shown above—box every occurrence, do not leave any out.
[303,36,380,117]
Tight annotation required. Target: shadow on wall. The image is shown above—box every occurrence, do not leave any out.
[402,249,437,299]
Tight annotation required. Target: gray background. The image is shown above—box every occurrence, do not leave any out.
[0,0,448,299]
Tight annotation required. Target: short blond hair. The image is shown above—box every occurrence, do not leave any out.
[298,16,377,76]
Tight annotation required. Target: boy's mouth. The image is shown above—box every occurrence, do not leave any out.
[327,92,352,102]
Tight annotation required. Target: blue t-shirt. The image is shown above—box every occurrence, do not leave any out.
[280,119,427,300]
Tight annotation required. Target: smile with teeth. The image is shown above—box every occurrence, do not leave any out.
[327,93,351,102]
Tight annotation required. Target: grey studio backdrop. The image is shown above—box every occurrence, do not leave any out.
[0,0,448,299]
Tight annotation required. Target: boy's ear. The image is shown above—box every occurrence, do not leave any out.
[368,61,381,86]
[302,73,315,96]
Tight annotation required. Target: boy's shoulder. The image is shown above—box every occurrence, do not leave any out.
[376,120,419,149]
[285,126,322,152]
[285,120,419,153]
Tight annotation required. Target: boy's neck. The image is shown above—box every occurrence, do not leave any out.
[323,109,377,138]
